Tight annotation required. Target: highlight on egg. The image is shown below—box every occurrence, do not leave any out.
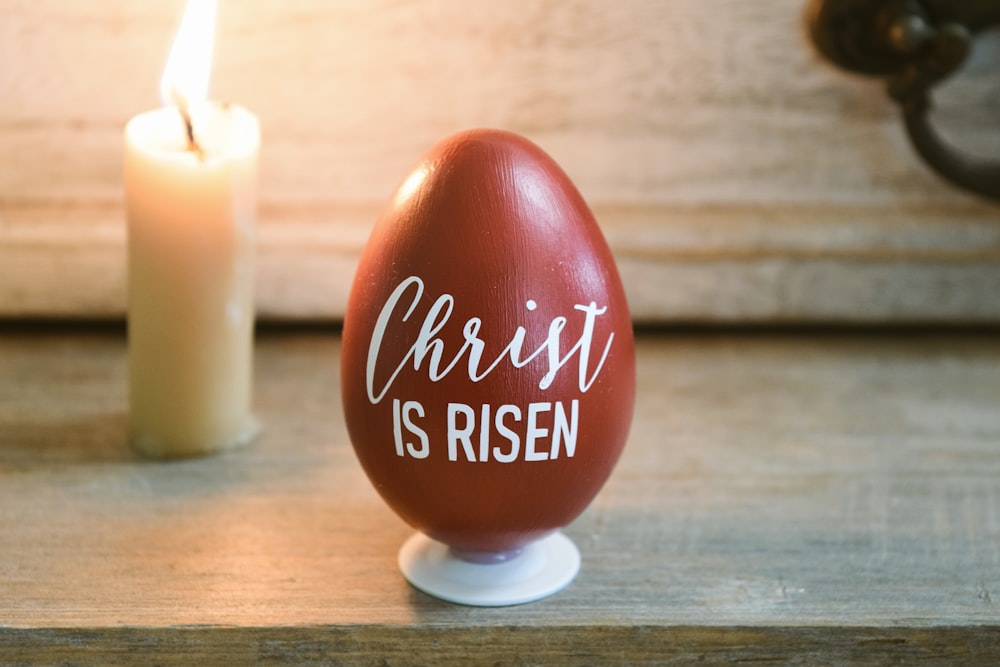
[341,128,635,605]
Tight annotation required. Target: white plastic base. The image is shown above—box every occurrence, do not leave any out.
[398,531,581,607]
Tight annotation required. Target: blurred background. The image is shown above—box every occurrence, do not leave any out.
[2,0,998,323]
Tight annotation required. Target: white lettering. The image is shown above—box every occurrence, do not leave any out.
[447,403,477,462]
[402,400,429,459]
[367,277,423,405]
[551,399,578,459]
[493,405,522,463]
[365,276,616,404]
[478,403,491,463]
[573,302,614,392]
[392,398,404,456]
[524,402,551,461]
[392,398,430,458]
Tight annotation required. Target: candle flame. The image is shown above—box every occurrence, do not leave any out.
[160,0,217,109]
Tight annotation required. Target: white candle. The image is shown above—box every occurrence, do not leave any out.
[125,0,260,458]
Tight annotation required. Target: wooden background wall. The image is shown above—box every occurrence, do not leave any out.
[1,0,998,322]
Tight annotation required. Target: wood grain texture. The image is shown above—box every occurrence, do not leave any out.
[1,0,999,321]
[1,329,999,663]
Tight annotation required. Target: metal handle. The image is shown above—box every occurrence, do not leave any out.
[807,0,1000,202]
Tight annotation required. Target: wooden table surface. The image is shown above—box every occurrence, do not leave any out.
[1,328,998,664]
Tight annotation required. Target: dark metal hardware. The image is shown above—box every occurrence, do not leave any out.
[807,0,1000,202]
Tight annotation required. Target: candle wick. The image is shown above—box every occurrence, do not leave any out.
[171,88,204,159]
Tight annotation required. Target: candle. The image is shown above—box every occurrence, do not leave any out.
[125,0,261,458]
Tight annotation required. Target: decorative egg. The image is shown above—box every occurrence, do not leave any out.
[341,129,635,597]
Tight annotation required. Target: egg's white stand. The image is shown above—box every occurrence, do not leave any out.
[398,531,580,606]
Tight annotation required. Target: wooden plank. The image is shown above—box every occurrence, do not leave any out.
[2,626,1000,665]
[1,0,999,321]
[2,203,999,322]
[0,330,998,662]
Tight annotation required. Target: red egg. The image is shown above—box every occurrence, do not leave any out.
[341,129,635,559]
